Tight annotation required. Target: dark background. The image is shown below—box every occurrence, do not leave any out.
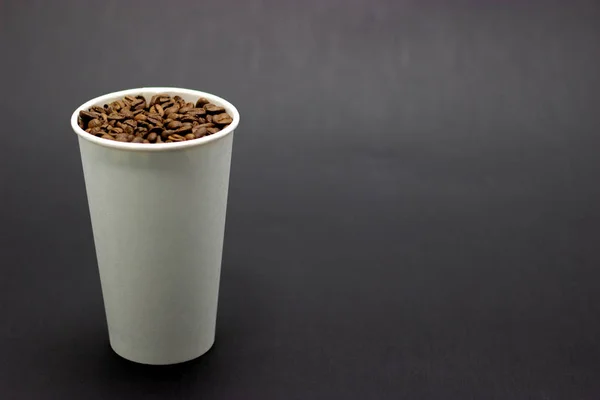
[2,0,600,398]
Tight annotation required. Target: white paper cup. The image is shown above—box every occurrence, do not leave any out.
[71,88,239,365]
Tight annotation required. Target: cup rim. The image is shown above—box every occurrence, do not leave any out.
[71,87,240,152]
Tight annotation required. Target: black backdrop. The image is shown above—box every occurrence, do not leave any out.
[2,1,600,398]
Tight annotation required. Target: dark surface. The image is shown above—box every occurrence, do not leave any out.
[2,0,600,398]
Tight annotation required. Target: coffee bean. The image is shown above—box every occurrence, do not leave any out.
[164,105,180,115]
[124,95,137,106]
[88,119,102,128]
[149,95,160,106]
[121,109,134,118]
[80,110,101,120]
[182,115,197,123]
[167,120,182,129]
[196,97,210,107]
[187,108,206,117]
[213,113,233,125]
[82,94,233,144]
[108,113,125,120]
[161,101,175,110]
[204,104,225,114]
[193,126,207,138]
[179,105,193,114]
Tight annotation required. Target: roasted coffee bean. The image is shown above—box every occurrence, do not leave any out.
[179,105,193,114]
[124,95,137,106]
[80,110,101,120]
[108,113,125,120]
[121,109,134,118]
[161,101,175,110]
[91,106,105,114]
[82,94,233,144]
[181,115,198,123]
[149,94,160,106]
[167,120,182,129]
[88,119,102,128]
[164,105,180,115]
[146,114,162,125]
[204,103,225,113]
[213,113,233,125]
[196,97,210,107]
[187,108,206,117]
[193,126,207,138]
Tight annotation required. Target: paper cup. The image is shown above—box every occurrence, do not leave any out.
[71,88,240,365]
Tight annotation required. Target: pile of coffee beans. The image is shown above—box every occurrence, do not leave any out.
[78,94,233,143]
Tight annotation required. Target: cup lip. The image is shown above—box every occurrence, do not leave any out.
[70,87,240,152]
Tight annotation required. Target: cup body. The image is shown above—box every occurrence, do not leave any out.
[71,88,239,365]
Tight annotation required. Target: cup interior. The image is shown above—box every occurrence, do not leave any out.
[71,87,239,152]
